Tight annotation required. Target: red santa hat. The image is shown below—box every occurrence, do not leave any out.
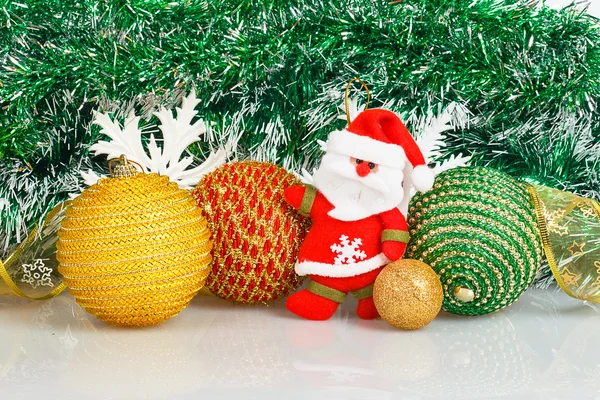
[326,108,435,192]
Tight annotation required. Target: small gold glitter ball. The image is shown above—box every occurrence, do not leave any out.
[57,161,212,327]
[373,259,443,330]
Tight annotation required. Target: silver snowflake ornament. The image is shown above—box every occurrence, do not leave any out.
[21,259,54,289]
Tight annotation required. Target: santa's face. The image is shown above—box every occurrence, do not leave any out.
[313,151,405,221]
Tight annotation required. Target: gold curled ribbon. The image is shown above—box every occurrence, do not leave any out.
[345,77,371,126]
[528,185,600,303]
[0,201,70,300]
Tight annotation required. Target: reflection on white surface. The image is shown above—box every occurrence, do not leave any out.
[0,289,599,399]
[545,0,600,18]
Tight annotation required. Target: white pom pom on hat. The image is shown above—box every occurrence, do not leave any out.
[411,164,435,192]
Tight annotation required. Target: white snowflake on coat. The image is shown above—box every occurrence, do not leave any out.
[21,259,54,289]
[330,235,367,265]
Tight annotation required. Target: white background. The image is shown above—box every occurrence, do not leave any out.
[546,0,600,17]
[1,1,599,399]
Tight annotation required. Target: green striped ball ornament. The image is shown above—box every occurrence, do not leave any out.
[406,167,542,316]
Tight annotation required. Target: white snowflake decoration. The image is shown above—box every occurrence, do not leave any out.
[21,259,54,289]
[330,235,367,265]
[299,168,316,185]
[88,90,227,189]
[79,169,103,188]
[409,102,472,173]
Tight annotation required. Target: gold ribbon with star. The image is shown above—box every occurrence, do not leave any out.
[0,201,70,300]
[529,186,600,302]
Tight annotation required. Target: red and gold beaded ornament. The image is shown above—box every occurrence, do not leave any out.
[193,161,309,304]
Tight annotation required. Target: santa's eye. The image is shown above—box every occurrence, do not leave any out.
[368,162,375,169]
[356,159,364,165]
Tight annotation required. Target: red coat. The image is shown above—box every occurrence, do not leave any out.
[284,185,408,278]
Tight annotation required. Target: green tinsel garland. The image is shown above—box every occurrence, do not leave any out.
[1,0,599,252]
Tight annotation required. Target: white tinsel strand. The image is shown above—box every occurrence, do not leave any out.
[0,159,85,255]
[485,110,600,199]
[0,91,95,253]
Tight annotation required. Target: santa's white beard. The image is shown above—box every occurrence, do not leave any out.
[313,152,405,222]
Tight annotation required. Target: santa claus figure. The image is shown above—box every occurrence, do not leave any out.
[284,108,435,320]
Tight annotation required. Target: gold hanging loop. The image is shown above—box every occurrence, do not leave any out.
[108,155,144,178]
[345,78,371,126]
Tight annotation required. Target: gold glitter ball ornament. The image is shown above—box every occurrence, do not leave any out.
[192,161,309,304]
[57,157,212,327]
[373,259,443,330]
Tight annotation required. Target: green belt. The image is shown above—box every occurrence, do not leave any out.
[381,229,410,243]
[306,280,374,302]
[299,185,317,216]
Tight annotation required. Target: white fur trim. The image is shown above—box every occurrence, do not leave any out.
[327,130,405,168]
[411,164,435,192]
[295,253,389,278]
